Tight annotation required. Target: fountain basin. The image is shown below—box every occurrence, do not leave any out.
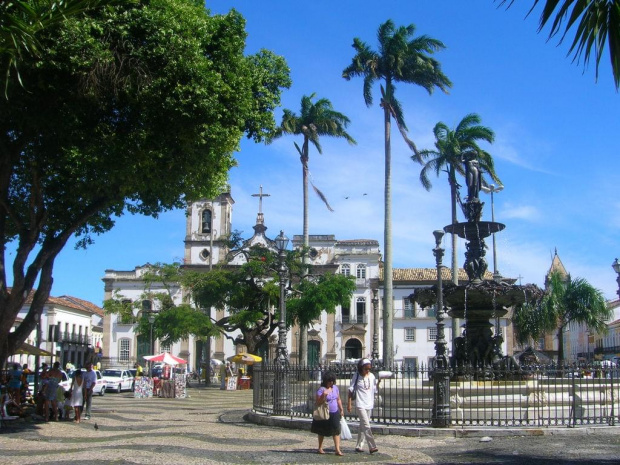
[444,221,505,240]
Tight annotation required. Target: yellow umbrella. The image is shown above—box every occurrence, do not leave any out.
[227,353,262,365]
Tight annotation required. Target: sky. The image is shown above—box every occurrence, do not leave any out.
[17,1,620,307]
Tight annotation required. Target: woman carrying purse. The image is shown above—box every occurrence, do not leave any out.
[310,371,344,456]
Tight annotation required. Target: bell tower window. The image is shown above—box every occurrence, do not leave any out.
[201,209,212,234]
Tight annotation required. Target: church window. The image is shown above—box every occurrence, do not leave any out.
[201,209,212,234]
[356,264,366,279]
[199,248,210,261]
[341,264,351,276]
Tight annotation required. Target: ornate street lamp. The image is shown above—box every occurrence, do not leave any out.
[481,184,504,281]
[432,230,451,428]
[273,230,290,415]
[612,258,620,300]
[371,288,380,362]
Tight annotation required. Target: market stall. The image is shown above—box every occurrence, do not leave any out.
[143,352,187,398]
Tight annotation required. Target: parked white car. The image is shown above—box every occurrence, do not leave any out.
[101,369,134,393]
[91,369,106,396]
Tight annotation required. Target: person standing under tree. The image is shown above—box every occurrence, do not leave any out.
[69,369,84,423]
[82,362,97,420]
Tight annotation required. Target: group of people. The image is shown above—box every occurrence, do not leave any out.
[2,360,98,423]
[310,358,380,456]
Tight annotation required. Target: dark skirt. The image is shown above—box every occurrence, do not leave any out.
[311,411,341,437]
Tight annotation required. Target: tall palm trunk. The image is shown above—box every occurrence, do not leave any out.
[382,103,394,367]
[449,170,460,347]
[299,138,310,365]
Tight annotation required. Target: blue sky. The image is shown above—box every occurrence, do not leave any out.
[19,1,620,307]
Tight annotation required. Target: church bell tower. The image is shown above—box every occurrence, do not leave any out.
[184,190,234,267]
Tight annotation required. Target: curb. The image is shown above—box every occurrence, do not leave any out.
[245,411,620,438]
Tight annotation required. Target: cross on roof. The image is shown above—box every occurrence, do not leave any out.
[251,185,270,214]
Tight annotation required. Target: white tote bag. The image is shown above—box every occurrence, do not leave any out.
[340,417,352,440]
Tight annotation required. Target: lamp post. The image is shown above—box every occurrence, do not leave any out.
[372,288,380,363]
[273,230,290,415]
[612,258,620,300]
[148,314,155,377]
[481,184,504,281]
[432,230,451,428]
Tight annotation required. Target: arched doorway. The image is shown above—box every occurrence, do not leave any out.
[344,338,362,360]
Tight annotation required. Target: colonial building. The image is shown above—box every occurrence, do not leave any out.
[101,188,513,370]
[9,294,104,369]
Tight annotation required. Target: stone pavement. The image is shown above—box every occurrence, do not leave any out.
[1,384,618,464]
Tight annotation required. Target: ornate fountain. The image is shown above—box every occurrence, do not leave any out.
[412,156,543,378]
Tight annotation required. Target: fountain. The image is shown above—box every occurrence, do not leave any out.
[412,155,543,379]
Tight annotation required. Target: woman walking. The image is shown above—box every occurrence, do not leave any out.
[70,369,84,423]
[310,371,344,456]
[347,358,380,454]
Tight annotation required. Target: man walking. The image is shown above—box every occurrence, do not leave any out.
[83,361,97,420]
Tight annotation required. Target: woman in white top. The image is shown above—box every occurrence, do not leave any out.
[346,358,380,454]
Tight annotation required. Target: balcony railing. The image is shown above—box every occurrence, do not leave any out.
[341,314,368,325]
[58,332,90,345]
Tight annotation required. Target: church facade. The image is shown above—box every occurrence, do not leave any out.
[101,188,512,371]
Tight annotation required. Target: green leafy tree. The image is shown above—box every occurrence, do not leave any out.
[0,0,125,94]
[513,270,612,364]
[419,113,500,286]
[271,93,356,364]
[0,0,291,366]
[343,19,451,366]
[105,245,355,359]
[499,0,620,90]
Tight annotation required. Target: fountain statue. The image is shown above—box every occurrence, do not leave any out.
[411,156,543,379]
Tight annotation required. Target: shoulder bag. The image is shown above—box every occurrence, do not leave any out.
[349,373,359,401]
[312,398,329,420]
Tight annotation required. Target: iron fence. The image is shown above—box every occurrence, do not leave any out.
[252,362,620,428]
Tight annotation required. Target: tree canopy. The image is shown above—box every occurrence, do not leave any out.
[500,0,620,90]
[513,270,612,364]
[0,0,291,365]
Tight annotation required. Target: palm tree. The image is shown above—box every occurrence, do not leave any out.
[419,113,501,288]
[343,19,451,366]
[499,0,620,90]
[272,93,356,365]
[513,270,612,365]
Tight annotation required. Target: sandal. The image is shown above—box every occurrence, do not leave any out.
[335,451,344,456]
[370,448,379,454]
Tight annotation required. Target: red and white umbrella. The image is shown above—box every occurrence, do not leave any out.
[144,352,187,365]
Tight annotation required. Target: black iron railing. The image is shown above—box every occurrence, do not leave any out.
[252,362,620,428]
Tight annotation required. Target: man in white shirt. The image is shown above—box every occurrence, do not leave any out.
[82,362,97,420]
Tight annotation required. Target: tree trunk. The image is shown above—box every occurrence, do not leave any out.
[299,138,310,366]
[382,105,393,367]
[557,326,565,365]
[449,174,460,351]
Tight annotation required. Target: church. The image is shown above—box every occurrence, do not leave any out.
[101,187,513,371]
